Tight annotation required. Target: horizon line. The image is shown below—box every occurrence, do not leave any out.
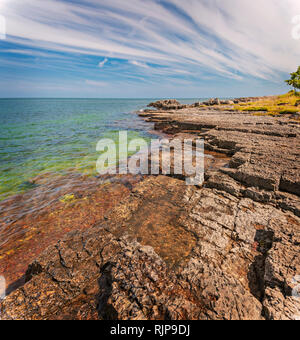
[0,93,283,100]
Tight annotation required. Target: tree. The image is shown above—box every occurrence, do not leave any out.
[285,66,300,93]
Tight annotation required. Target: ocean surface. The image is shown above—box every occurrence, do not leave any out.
[0,98,199,201]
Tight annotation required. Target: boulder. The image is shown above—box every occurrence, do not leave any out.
[220,100,234,105]
[203,98,221,106]
[147,99,186,111]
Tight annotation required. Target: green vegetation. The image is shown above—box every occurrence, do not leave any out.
[60,194,77,204]
[278,108,299,115]
[234,91,300,118]
[285,66,300,93]
[241,107,268,112]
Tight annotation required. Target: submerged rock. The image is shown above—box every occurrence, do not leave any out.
[1,106,299,320]
[1,174,299,320]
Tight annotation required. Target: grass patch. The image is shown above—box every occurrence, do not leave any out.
[242,106,269,112]
[279,108,299,115]
[234,91,300,117]
[279,90,300,98]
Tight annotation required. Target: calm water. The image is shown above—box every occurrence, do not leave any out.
[0,98,198,200]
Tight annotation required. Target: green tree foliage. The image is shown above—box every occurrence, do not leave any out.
[285,66,300,93]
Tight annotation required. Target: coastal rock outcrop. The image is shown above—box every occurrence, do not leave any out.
[1,174,299,320]
[202,98,221,106]
[1,104,299,320]
[147,99,187,110]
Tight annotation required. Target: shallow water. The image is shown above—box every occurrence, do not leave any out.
[0,99,146,200]
[0,98,228,290]
[0,98,199,200]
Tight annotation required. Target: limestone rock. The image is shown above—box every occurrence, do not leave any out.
[1,102,299,320]
[147,99,186,111]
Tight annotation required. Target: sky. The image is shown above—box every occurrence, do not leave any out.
[0,0,300,98]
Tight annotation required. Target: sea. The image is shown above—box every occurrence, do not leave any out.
[0,98,199,201]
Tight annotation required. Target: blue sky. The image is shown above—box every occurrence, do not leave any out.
[0,0,300,98]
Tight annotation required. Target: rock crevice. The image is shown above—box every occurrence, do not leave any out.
[1,107,299,320]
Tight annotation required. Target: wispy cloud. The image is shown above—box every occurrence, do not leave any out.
[98,58,108,68]
[1,0,300,97]
[129,60,149,69]
[85,79,107,87]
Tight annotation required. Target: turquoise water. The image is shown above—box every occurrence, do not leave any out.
[0,98,198,200]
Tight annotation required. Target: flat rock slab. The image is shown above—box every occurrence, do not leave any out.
[105,176,198,268]
[1,109,299,320]
[1,175,299,320]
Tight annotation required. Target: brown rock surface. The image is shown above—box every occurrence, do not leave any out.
[0,174,141,294]
[1,105,299,320]
[147,99,187,110]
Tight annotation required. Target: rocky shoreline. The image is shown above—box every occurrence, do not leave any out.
[1,97,299,320]
[147,96,277,111]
